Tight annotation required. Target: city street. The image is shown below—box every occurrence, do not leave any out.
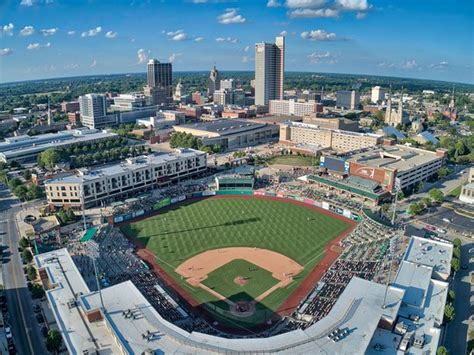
[0,184,47,355]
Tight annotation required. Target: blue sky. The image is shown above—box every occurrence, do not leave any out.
[0,0,473,84]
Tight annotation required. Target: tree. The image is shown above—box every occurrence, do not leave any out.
[421,197,432,209]
[13,185,28,200]
[27,265,37,281]
[23,169,32,181]
[437,167,450,178]
[26,184,43,200]
[408,202,422,215]
[31,284,45,299]
[46,329,63,352]
[38,148,61,169]
[436,346,448,355]
[453,246,461,259]
[451,258,460,272]
[19,237,30,250]
[414,181,424,193]
[444,303,455,322]
[453,238,462,248]
[448,290,456,302]
[429,188,444,203]
[21,249,33,263]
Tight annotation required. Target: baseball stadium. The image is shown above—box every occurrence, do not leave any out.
[120,193,356,333]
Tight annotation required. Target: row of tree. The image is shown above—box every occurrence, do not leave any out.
[408,188,444,216]
[169,132,222,153]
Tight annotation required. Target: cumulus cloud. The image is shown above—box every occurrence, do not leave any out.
[20,0,53,6]
[90,59,97,68]
[67,30,76,35]
[429,61,449,69]
[244,45,250,52]
[280,30,288,36]
[402,59,417,69]
[217,8,246,24]
[168,52,182,63]
[194,37,205,42]
[1,23,14,36]
[81,26,102,37]
[105,31,117,39]
[20,0,33,6]
[307,51,337,64]
[289,8,339,18]
[27,42,51,50]
[216,37,238,43]
[267,0,282,7]
[137,49,148,64]
[166,29,188,41]
[286,0,327,8]
[336,0,368,11]
[301,29,338,41]
[40,28,58,36]
[19,26,35,36]
[0,48,13,56]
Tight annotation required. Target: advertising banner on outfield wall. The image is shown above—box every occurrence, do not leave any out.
[135,210,144,217]
[192,192,203,198]
[202,190,216,196]
[322,201,330,210]
[153,197,171,210]
[265,192,277,197]
[178,195,186,202]
[277,192,285,198]
[171,197,179,204]
[314,201,322,208]
[253,191,265,196]
[304,198,315,205]
[114,216,124,223]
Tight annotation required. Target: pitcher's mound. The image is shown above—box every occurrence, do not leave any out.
[234,276,248,286]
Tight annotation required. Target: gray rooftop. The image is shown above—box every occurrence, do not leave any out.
[178,119,267,136]
[403,236,452,278]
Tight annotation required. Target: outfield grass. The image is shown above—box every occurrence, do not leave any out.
[267,155,316,167]
[121,197,350,329]
[203,259,279,301]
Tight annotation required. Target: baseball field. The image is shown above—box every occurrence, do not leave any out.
[121,196,354,331]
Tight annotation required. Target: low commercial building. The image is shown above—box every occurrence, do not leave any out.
[173,119,279,151]
[269,99,318,116]
[60,101,80,113]
[0,128,118,164]
[302,116,359,131]
[110,93,147,111]
[279,121,382,153]
[347,144,447,192]
[137,110,186,129]
[45,149,207,207]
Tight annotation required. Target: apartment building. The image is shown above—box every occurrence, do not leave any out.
[269,99,317,116]
[45,149,207,207]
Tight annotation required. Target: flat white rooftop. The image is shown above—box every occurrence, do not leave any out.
[35,249,120,355]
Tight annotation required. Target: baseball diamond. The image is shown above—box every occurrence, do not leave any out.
[121,195,355,331]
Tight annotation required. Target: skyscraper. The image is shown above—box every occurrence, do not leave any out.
[208,65,220,98]
[144,59,172,105]
[79,94,107,129]
[371,86,385,103]
[255,36,285,106]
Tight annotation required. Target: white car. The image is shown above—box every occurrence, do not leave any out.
[5,326,12,339]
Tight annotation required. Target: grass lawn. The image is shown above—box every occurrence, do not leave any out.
[448,184,462,198]
[202,259,279,301]
[121,197,350,329]
[267,155,316,167]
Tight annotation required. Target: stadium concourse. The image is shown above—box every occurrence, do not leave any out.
[35,179,453,354]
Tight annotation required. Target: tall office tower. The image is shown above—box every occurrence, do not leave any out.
[79,94,107,129]
[255,36,285,106]
[145,59,172,104]
[336,90,360,110]
[371,86,385,103]
[208,65,221,97]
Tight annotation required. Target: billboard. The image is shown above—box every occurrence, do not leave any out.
[114,216,124,223]
[350,162,392,188]
[322,201,330,210]
[153,197,171,210]
[320,156,349,173]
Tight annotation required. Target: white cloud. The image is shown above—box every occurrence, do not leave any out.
[267,0,282,7]
[1,23,14,36]
[67,30,76,35]
[0,48,13,56]
[168,52,182,63]
[192,0,208,3]
[286,0,326,8]
[241,55,254,63]
[301,29,337,41]
[280,30,288,36]
[105,31,117,39]
[40,27,58,36]
[81,26,102,37]
[90,59,97,68]
[244,45,250,52]
[137,49,147,64]
[27,42,51,50]
[20,0,33,6]
[336,0,368,11]
[19,26,35,36]
[64,63,79,70]
[166,29,188,41]
[20,0,53,6]
[402,59,417,69]
[217,8,246,24]
[307,51,335,63]
[194,37,205,42]
[289,8,339,17]
[215,37,238,43]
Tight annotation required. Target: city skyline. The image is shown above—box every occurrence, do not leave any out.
[0,0,473,84]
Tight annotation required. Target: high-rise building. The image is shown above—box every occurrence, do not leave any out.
[255,36,285,106]
[79,94,107,129]
[144,59,172,105]
[220,79,236,90]
[371,86,385,103]
[336,90,360,110]
[208,65,221,98]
